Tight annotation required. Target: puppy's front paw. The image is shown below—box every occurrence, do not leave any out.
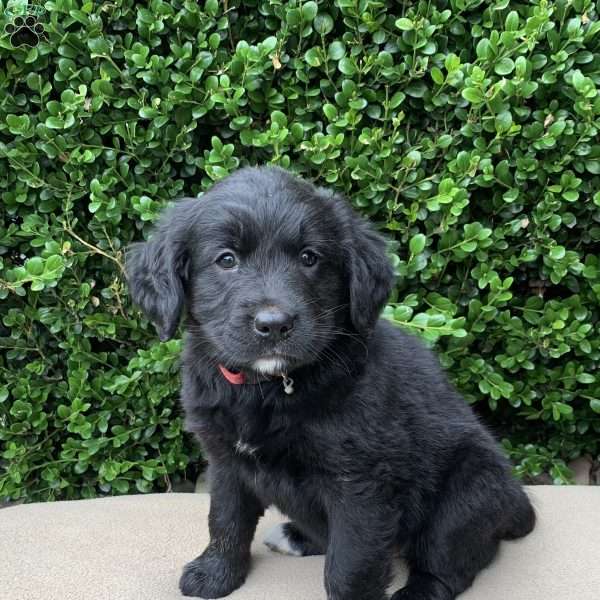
[391,579,453,600]
[179,550,248,598]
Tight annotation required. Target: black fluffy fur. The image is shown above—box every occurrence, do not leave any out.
[126,166,535,600]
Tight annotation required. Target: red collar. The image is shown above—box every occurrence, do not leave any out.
[217,364,295,394]
[218,364,247,385]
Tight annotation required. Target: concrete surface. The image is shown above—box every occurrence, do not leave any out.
[1,486,599,600]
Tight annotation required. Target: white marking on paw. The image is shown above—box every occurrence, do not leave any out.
[252,358,287,376]
[264,524,302,556]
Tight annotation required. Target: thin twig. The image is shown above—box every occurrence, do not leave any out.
[64,227,125,274]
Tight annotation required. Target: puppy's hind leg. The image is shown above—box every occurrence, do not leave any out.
[393,446,533,600]
[498,485,536,541]
[264,522,325,556]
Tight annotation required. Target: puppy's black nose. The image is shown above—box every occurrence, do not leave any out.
[254,309,295,339]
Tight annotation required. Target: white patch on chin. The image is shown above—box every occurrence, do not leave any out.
[252,357,287,376]
[264,524,302,556]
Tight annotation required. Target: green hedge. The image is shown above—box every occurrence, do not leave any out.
[1,0,600,501]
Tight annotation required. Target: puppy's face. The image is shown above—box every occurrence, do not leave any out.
[187,188,348,375]
[126,167,394,375]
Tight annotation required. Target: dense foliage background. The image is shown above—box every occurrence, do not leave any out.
[1,0,599,502]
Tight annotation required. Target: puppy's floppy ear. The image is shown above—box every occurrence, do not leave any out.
[341,201,395,335]
[125,201,193,341]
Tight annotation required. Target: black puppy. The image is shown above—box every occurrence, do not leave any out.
[126,167,535,600]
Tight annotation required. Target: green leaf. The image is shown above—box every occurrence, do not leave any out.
[494,58,515,75]
[576,374,595,384]
[495,110,512,132]
[562,190,579,202]
[409,234,426,255]
[438,134,453,148]
[405,81,427,98]
[314,14,334,35]
[45,116,64,129]
[205,0,218,16]
[88,37,110,55]
[476,39,491,60]
[389,91,405,108]
[505,11,519,31]
[549,246,566,260]
[25,257,44,276]
[305,48,321,67]
[301,1,318,21]
[338,57,356,75]
[430,67,444,85]
[395,18,414,31]
[461,87,484,104]
[6,114,30,134]
[328,41,346,60]
[503,188,519,203]
[139,107,160,119]
[323,103,337,120]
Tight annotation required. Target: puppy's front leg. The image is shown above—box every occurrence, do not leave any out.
[324,502,396,600]
[180,463,264,598]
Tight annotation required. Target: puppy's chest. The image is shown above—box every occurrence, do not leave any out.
[231,412,322,509]
[207,399,309,464]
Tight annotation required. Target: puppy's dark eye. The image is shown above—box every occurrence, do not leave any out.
[300,249,319,267]
[216,252,237,269]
